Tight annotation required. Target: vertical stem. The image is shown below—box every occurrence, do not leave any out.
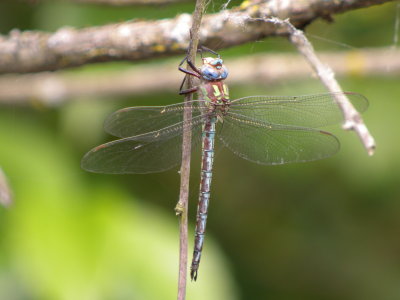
[0,167,12,207]
[175,0,206,299]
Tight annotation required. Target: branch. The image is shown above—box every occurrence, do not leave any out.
[174,0,206,298]
[266,17,375,155]
[0,0,394,74]
[71,0,186,5]
[0,168,12,207]
[0,47,397,105]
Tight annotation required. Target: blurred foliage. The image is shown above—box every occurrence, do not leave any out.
[0,108,237,300]
[1,0,400,300]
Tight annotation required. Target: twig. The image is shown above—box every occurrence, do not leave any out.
[174,0,206,298]
[264,17,376,155]
[0,0,395,74]
[71,0,187,5]
[0,168,12,207]
[0,47,398,105]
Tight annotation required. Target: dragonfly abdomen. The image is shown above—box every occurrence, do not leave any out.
[190,116,217,281]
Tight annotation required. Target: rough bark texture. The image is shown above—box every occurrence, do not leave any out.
[0,0,394,73]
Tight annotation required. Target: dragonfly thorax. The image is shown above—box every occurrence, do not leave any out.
[200,57,228,81]
[199,80,230,107]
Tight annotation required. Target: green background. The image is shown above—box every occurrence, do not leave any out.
[0,1,399,299]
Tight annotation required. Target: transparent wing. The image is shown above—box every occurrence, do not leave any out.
[229,92,368,128]
[105,100,207,138]
[219,112,340,165]
[81,115,204,174]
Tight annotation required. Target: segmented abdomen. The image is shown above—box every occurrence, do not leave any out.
[190,115,216,281]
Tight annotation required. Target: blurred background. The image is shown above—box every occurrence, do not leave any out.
[0,0,399,299]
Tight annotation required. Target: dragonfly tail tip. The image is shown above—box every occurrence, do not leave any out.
[190,269,198,281]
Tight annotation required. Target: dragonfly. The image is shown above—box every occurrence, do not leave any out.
[81,50,368,281]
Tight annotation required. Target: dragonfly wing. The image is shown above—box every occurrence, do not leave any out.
[229,92,368,128]
[104,100,207,138]
[219,112,340,165]
[81,116,204,174]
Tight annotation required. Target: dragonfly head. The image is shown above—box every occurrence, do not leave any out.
[200,57,228,81]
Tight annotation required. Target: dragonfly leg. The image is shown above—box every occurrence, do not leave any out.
[178,66,201,78]
[186,59,202,75]
[198,45,220,58]
[178,55,201,94]
[178,67,199,94]
[179,50,201,76]
[179,86,198,95]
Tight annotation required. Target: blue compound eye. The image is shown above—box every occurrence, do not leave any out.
[220,67,228,79]
[210,58,223,66]
[202,66,219,80]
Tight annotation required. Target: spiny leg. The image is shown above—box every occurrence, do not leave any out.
[178,67,201,78]
[178,45,220,95]
[178,71,199,95]
[178,56,201,78]
[178,50,201,94]
[179,86,198,95]
[178,45,220,79]
[178,56,199,93]
[198,45,220,58]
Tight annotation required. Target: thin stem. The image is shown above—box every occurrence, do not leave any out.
[263,17,376,156]
[175,0,207,298]
[0,167,12,207]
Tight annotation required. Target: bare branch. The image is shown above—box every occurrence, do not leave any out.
[0,168,12,207]
[0,0,394,74]
[0,47,396,105]
[174,0,206,297]
[71,0,186,5]
[265,17,375,155]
